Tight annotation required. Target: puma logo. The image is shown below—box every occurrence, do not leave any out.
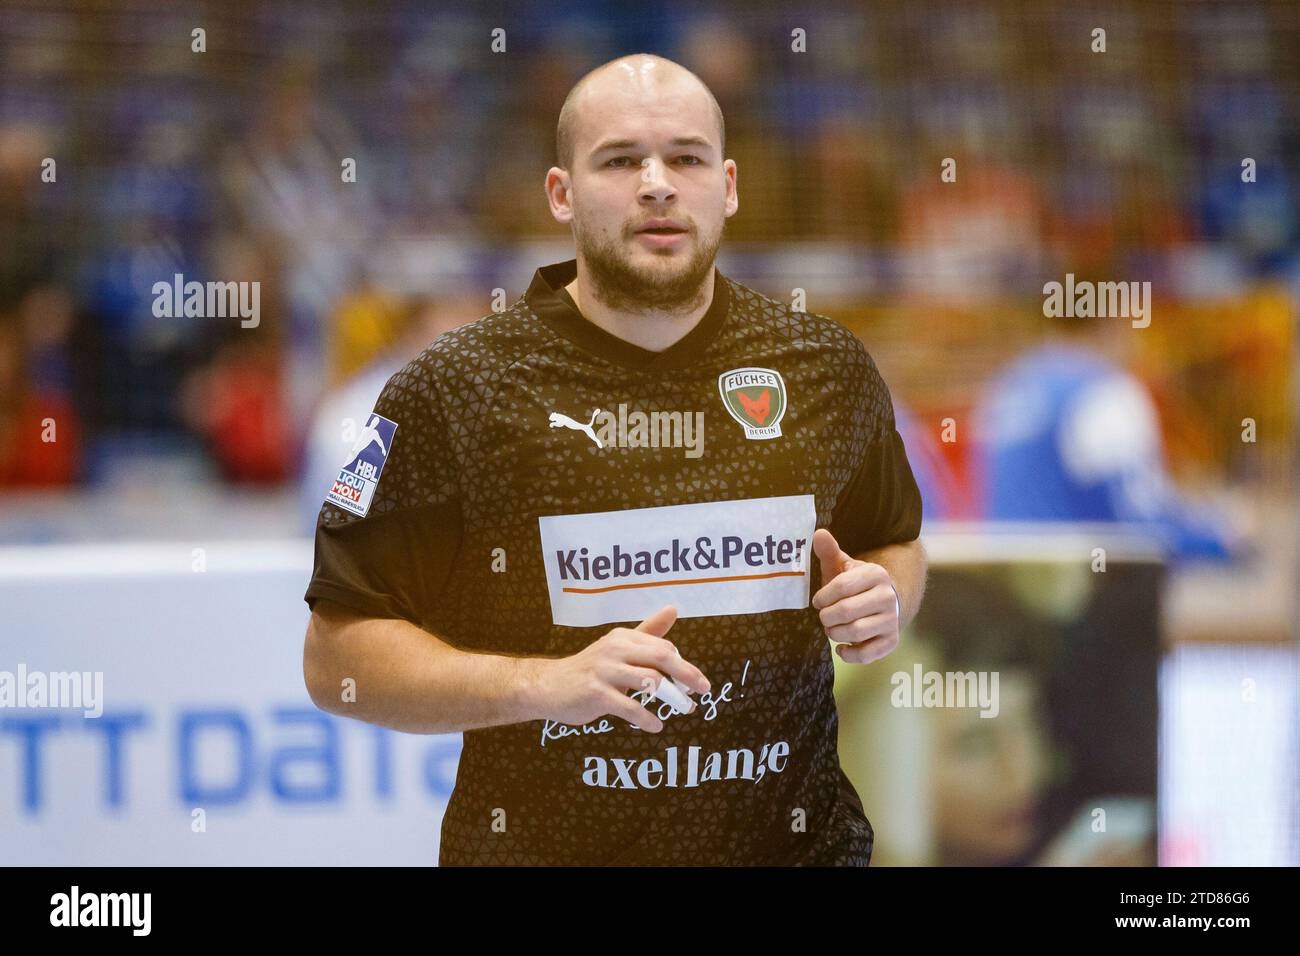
[549,409,604,448]
[736,388,771,425]
[548,405,706,458]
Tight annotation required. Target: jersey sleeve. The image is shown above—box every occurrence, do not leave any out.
[303,357,463,630]
[829,349,924,555]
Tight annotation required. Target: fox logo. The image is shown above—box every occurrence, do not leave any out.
[719,367,787,439]
[736,389,771,425]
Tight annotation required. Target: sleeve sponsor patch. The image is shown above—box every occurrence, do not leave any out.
[325,414,398,517]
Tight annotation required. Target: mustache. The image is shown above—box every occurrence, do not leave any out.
[626,219,694,235]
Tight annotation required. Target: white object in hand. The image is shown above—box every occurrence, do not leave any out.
[654,676,694,714]
[651,642,696,714]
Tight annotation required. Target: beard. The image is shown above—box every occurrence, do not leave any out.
[573,214,723,313]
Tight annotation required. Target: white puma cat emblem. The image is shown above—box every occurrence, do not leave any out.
[548,409,604,448]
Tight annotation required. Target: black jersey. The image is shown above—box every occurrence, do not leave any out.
[305,258,923,865]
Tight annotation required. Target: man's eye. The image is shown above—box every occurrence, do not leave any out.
[606,156,636,168]
[676,155,702,165]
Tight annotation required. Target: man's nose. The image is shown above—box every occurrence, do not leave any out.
[637,157,675,203]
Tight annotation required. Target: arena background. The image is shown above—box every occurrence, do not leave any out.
[0,0,1296,865]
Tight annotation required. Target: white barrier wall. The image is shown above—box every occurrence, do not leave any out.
[1,531,1291,866]
[0,541,461,865]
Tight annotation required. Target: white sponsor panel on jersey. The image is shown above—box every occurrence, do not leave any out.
[538,495,815,627]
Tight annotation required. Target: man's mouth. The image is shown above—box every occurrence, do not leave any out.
[635,219,689,235]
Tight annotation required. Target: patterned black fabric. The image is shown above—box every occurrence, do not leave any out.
[305,258,922,865]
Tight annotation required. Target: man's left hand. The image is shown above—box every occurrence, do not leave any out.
[810,527,900,664]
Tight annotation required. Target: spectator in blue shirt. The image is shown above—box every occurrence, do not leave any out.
[970,311,1240,564]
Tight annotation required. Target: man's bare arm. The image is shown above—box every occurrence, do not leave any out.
[302,599,710,735]
[303,599,543,734]
[852,537,928,628]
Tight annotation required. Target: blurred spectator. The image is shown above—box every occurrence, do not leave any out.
[0,124,81,486]
[897,162,1046,302]
[0,316,81,486]
[892,397,966,521]
[219,54,376,429]
[970,299,1241,563]
[300,289,476,529]
[0,124,58,312]
[1197,158,1296,275]
[180,335,291,484]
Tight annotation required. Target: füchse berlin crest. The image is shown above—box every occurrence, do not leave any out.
[718,367,787,439]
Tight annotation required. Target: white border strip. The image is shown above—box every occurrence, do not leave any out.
[0,525,1162,582]
[917,522,1165,563]
[0,539,314,580]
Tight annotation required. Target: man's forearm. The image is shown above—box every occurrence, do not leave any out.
[304,603,546,735]
[853,538,928,628]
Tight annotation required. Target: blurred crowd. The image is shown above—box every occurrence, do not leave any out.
[0,0,1295,551]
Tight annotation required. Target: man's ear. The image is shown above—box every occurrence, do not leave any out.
[723,158,739,218]
[545,167,574,224]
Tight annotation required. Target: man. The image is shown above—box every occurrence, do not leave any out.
[303,53,927,865]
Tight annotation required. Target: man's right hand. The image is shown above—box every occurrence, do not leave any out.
[529,604,711,732]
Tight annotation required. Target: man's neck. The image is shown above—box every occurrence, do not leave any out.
[563,262,715,353]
